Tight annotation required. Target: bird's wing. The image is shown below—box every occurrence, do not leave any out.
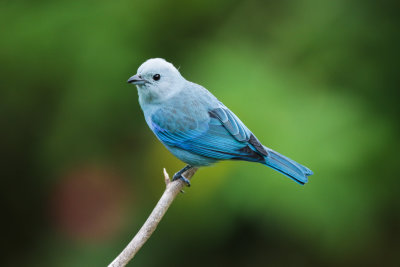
[150,106,266,161]
[209,106,268,157]
[208,106,251,142]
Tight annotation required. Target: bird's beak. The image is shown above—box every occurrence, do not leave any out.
[127,74,147,85]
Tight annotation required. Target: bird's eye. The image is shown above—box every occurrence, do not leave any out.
[153,74,161,81]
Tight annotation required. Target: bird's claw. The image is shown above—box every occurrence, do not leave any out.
[173,173,191,187]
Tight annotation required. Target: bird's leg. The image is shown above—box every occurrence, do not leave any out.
[173,165,193,187]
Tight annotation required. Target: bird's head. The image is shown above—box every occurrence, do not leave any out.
[127,58,185,104]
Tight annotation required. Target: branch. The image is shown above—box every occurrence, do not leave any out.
[108,167,198,267]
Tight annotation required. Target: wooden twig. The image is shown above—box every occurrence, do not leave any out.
[108,167,198,267]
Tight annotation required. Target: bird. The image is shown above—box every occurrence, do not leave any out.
[127,58,313,186]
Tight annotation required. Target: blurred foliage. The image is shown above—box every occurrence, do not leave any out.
[1,0,399,266]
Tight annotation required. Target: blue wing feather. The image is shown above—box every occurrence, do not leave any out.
[150,107,262,161]
[209,107,251,142]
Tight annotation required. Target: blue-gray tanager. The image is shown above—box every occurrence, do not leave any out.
[128,58,313,186]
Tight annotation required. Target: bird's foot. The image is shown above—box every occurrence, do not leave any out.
[172,172,191,187]
[172,165,192,187]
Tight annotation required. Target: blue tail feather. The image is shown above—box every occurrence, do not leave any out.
[263,147,313,185]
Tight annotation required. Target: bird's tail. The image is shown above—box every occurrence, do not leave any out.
[263,147,313,185]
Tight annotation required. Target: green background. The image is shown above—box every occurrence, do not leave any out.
[1,0,399,266]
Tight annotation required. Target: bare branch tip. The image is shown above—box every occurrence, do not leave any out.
[163,168,170,185]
